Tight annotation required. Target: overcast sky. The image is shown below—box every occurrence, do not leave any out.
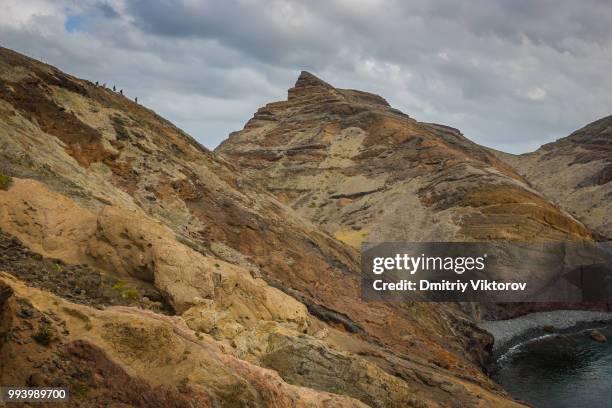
[2,0,611,153]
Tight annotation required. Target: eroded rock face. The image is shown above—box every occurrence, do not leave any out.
[0,178,511,406]
[490,115,612,239]
[0,178,308,326]
[0,47,527,406]
[0,275,369,407]
[217,71,592,247]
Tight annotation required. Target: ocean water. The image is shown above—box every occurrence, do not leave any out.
[492,327,612,408]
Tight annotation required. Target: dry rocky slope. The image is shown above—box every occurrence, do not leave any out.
[489,116,611,239]
[0,47,525,407]
[218,72,611,320]
[218,72,592,249]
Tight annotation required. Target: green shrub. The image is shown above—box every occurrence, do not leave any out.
[0,173,12,190]
[112,281,140,300]
[112,281,127,291]
[122,287,140,300]
[32,327,53,346]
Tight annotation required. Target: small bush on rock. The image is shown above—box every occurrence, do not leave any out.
[0,173,12,190]
[32,327,53,346]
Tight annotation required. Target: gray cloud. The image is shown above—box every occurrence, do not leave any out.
[1,0,611,152]
[95,2,119,19]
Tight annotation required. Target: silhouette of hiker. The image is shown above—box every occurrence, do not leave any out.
[135,97,138,104]
[113,85,116,92]
[119,89,123,95]
[95,81,99,86]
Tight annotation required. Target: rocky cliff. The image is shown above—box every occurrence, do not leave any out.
[0,47,525,407]
[490,116,611,239]
[217,72,592,249]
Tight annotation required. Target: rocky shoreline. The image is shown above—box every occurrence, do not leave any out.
[480,310,612,360]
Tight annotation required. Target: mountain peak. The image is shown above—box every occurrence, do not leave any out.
[294,70,334,90]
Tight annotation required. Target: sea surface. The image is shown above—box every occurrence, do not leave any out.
[492,327,612,408]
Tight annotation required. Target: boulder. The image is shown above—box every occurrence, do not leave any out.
[589,329,607,343]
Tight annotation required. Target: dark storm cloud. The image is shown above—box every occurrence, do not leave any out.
[1,0,611,152]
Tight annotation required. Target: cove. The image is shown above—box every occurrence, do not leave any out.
[492,327,612,408]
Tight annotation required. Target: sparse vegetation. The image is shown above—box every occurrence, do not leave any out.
[0,229,162,311]
[112,281,141,300]
[0,173,12,190]
[308,202,316,208]
[70,380,89,397]
[112,281,127,290]
[32,327,53,346]
[122,287,140,300]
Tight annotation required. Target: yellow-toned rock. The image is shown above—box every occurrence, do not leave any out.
[0,178,96,264]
